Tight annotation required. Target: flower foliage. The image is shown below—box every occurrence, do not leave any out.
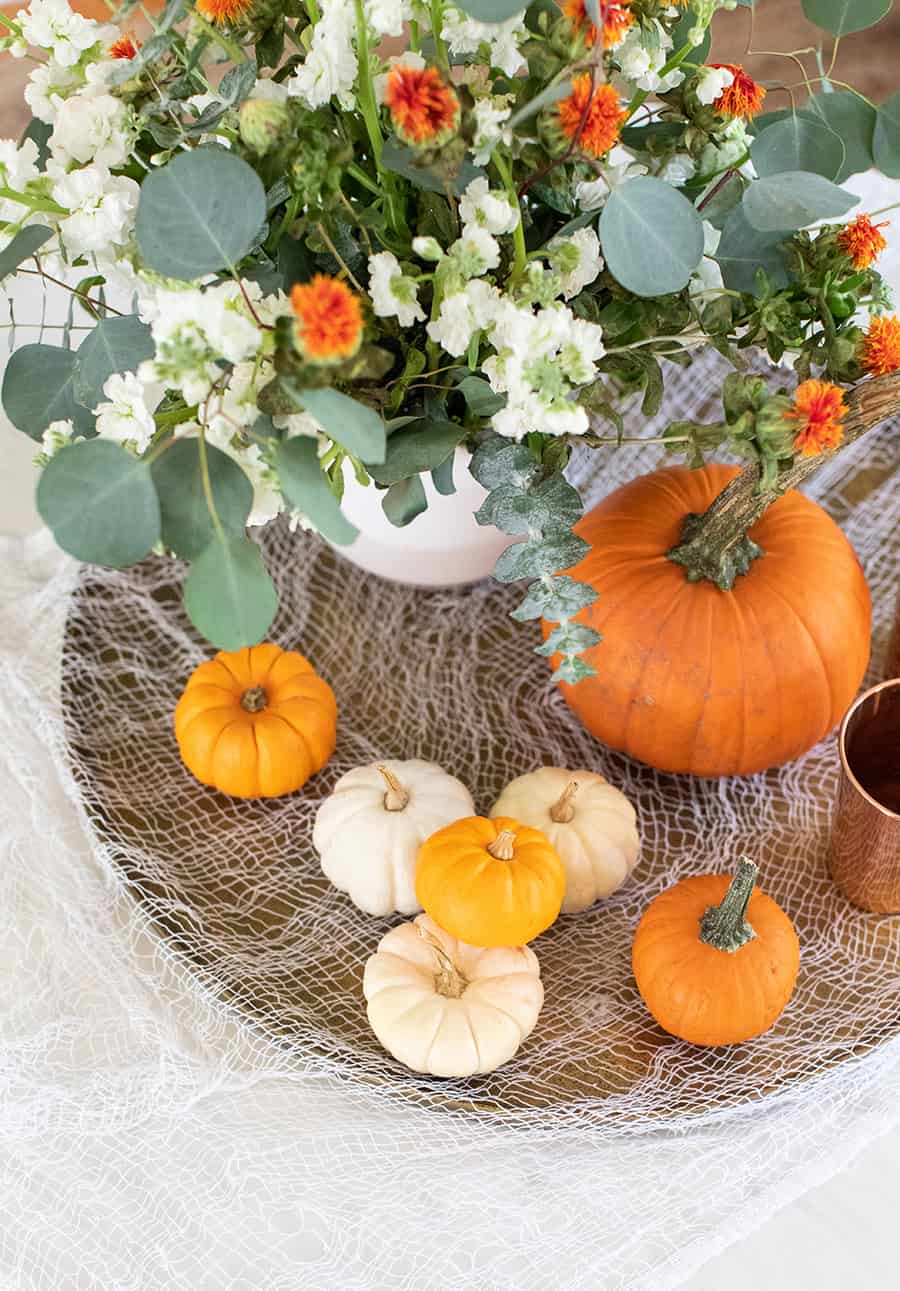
[0,0,897,662]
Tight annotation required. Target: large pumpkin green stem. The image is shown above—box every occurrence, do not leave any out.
[666,371,900,590]
[699,858,758,953]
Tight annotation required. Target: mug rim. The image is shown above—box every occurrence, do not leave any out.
[839,677,900,821]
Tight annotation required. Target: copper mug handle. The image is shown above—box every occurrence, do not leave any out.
[888,586,900,680]
[829,678,900,913]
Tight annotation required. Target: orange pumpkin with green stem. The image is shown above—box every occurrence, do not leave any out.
[632,858,800,1046]
[175,643,337,798]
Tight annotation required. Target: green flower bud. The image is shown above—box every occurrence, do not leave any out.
[239,97,292,155]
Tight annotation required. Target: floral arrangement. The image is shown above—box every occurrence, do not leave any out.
[1,0,899,675]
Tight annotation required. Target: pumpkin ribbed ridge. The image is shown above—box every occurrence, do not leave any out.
[545,464,871,777]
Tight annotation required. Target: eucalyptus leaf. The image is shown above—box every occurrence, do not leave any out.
[477,486,549,535]
[284,385,386,464]
[454,0,529,20]
[749,115,845,180]
[600,176,704,297]
[37,440,160,566]
[551,655,597,685]
[151,438,252,558]
[535,621,602,657]
[0,226,53,282]
[381,137,486,196]
[382,475,428,527]
[368,419,465,486]
[2,344,94,440]
[802,0,891,36]
[716,206,790,295]
[873,92,900,179]
[455,376,506,417]
[183,534,278,649]
[492,532,590,582]
[135,148,266,280]
[742,171,857,231]
[73,315,155,410]
[807,91,876,181]
[510,574,597,622]
[431,453,456,496]
[20,117,51,169]
[276,437,359,546]
[469,437,541,491]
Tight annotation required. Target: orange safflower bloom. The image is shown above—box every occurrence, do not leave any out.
[860,314,900,375]
[291,275,364,364]
[837,213,889,270]
[558,75,627,159]
[196,0,253,25]
[784,379,847,457]
[561,0,634,50]
[385,64,460,147]
[108,34,142,59]
[710,63,766,119]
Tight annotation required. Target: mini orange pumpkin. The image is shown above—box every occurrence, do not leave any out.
[415,815,566,948]
[632,858,800,1047]
[174,643,337,798]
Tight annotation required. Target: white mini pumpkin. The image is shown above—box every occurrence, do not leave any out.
[313,759,474,916]
[491,767,640,913]
[363,914,544,1077]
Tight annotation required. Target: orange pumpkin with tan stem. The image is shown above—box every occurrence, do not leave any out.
[544,463,871,777]
[632,858,800,1046]
[175,643,337,797]
[415,816,565,948]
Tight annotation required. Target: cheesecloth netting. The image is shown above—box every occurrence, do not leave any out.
[2,346,900,1291]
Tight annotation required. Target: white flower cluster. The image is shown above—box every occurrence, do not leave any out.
[368,252,425,327]
[470,95,514,166]
[51,163,139,257]
[0,138,41,250]
[695,64,734,106]
[286,0,357,109]
[442,5,528,77]
[93,371,162,453]
[11,0,118,124]
[616,21,685,94]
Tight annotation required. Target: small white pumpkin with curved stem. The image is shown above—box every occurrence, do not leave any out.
[313,759,474,916]
[363,914,544,1077]
[491,767,640,913]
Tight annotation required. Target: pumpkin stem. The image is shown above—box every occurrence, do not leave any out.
[699,857,759,953]
[376,764,410,812]
[487,829,516,861]
[240,685,267,713]
[550,780,579,824]
[416,924,467,999]
[666,370,900,591]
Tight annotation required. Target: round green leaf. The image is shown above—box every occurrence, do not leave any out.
[183,534,278,649]
[73,315,156,411]
[716,206,790,295]
[284,385,386,465]
[750,115,845,180]
[453,0,526,21]
[151,438,253,558]
[742,171,857,232]
[874,92,900,179]
[368,419,465,486]
[802,0,891,36]
[276,437,359,547]
[135,148,266,281]
[382,475,427,528]
[37,439,161,566]
[2,344,94,440]
[807,92,876,181]
[599,177,704,298]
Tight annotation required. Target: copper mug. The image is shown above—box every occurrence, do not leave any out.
[829,679,900,912]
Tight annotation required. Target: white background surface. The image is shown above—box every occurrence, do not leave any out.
[3,178,900,1287]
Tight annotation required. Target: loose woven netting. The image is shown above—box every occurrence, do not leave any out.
[2,348,900,1290]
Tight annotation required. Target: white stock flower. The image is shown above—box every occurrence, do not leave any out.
[658,152,696,186]
[616,23,683,93]
[549,227,604,299]
[426,278,500,356]
[24,58,82,124]
[443,5,527,76]
[412,235,443,261]
[52,164,139,255]
[38,418,75,459]
[695,64,734,106]
[690,220,724,296]
[94,371,160,452]
[0,138,41,233]
[50,92,134,168]
[575,145,647,210]
[459,176,519,235]
[17,0,104,66]
[471,97,513,166]
[449,224,501,276]
[365,0,411,37]
[367,251,425,327]
[141,283,263,405]
[286,0,357,109]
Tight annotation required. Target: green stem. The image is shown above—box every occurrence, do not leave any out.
[699,858,758,953]
[190,11,248,62]
[429,0,449,73]
[352,0,383,170]
[491,150,526,282]
[306,0,320,20]
[347,163,382,198]
[0,186,66,216]
[197,426,226,539]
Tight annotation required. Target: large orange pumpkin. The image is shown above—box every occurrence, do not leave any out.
[174,643,337,798]
[544,464,871,777]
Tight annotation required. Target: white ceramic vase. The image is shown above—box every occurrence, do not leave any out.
[333,447,514,587]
